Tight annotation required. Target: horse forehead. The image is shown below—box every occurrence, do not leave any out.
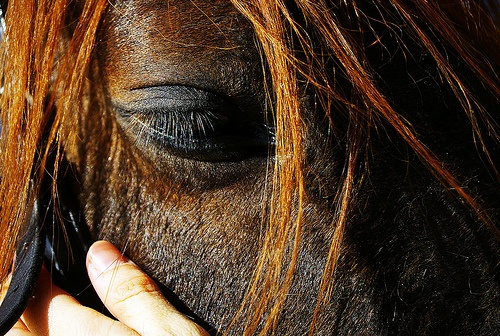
[100,0,259,100]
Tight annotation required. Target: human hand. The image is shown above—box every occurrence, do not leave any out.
[6,240,208,335]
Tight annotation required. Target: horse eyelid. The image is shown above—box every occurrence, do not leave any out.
[116,106,222,143]
[112,86,274,161]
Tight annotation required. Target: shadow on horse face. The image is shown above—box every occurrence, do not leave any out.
[65,0,499,334]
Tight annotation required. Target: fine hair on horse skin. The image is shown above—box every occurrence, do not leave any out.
[1,0,499,334]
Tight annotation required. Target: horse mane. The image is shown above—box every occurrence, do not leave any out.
[1,0,499,334]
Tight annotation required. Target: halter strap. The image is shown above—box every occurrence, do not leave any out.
[0,200,44,335]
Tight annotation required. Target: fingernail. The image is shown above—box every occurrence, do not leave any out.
[87,240,129,273]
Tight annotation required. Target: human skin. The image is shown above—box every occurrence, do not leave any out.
[6,241,207,336]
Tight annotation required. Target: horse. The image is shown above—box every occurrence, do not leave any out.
[1,0,499,334]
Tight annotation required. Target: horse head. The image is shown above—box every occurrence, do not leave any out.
[0,0,499,334]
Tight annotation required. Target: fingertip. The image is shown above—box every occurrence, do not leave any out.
[85,242,207,335]
[86,241,129,277]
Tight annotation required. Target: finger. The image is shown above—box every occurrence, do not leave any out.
[20,265,138,336]
[5,318,30,336]
[87,241,207,336]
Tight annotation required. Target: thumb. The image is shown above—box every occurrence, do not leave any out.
[86,241,207,336]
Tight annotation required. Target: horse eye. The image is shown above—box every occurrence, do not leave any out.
[114,86,274,162]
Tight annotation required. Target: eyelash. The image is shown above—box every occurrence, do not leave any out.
[125,108,224,149]
[114,86,274,162]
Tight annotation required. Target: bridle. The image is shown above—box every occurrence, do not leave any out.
[0,199,44,335]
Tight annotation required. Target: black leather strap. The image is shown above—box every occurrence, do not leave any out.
[0,200,45,335]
